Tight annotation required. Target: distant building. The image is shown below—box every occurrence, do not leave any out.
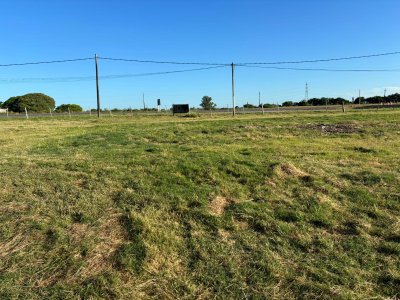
[0,108,8,113]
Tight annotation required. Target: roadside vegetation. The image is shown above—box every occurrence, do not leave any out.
[0,110,399,299]
[55,104,83,113]
[1,93,55,113]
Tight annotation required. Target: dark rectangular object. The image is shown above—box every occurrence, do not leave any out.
[172,104,189,115]
[157,99,161,106]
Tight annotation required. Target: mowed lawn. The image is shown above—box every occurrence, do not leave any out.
[0,110,399,299]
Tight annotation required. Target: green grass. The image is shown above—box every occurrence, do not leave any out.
[0,110,399,299]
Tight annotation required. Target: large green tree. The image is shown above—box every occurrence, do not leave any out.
[55,104,83,113]
[2,93,55,113]
[200,96,216,110]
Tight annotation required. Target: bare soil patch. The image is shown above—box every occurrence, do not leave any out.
[208,196,229,216]
[273,163,309,178]
[300,123,361,134]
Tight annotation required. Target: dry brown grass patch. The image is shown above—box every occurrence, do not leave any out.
[273,163,309,178]
[67,210,126,283]
[0,233,29,259]
[208,196,229,216]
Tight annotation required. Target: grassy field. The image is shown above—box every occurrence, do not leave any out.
[0,110,399,299]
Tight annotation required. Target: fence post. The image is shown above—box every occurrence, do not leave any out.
[25,107,28,119]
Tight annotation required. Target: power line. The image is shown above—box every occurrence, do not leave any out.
[98,56,228,66]
[237,64,400,72]
[0,57,93,67]
[1,50,399,67]
[100,50,400,66]
[0,65,227,84]
[238,51,400,65]
[101,65,227,78]
[1,64,398,85]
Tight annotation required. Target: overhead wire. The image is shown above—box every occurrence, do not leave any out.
[237,64,400,72]
[0,50,399,84]
[99,51,400,66]
[98,56,228,66]
[0,50,399,68]
[0,57,93,67]
[237,51,400,65]
[0,65,227,84]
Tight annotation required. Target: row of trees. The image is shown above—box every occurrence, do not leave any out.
[282,97,351,107]
[0,93,83,113]
[3,93,398,113]
[199,93,400,109]
[282,94,400,107]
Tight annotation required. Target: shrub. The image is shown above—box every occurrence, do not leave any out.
[2,93,55,113]
[55,104,83,113]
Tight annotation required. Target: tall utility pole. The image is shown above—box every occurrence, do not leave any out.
[231,63,235,116]
[384,88,387,106]
[95,54,101,118]
[142,93,146,110]
[305,82,309,102]
[259,91,264,115]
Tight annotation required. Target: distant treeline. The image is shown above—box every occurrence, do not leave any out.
[281,93,400,107]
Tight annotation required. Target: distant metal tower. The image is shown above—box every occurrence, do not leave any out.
[305,82,309,101]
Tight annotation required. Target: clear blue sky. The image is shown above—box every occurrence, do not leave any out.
[1,0,400,109]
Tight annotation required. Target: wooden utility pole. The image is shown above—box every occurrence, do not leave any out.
[258,91,261,107]
[260,92,264,115]
[384,88,387,107]
[95,54,101,118]
[231,63,235,116]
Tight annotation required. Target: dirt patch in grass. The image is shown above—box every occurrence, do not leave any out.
[68,210,126,283]
[300,123,361,134]
[273,163,309,178]
[208,196,229,216]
